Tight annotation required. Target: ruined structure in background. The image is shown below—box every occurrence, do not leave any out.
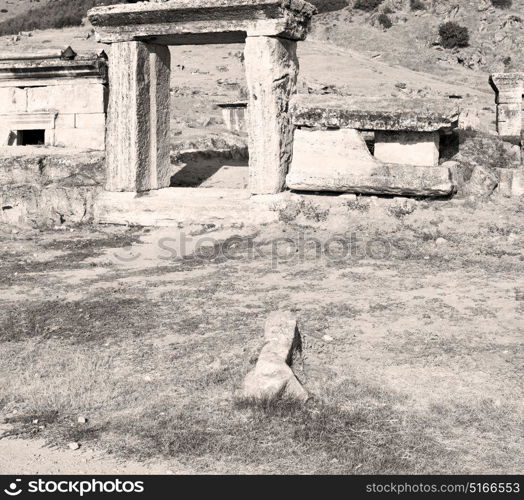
[0,49,108,150]
[490,73,523,147]
[287,96,458,196]
[217,102,247,134]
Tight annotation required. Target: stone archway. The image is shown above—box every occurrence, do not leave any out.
[88,0,316,195]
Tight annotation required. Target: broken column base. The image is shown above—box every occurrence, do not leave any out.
[286,129,454,197]
[240,311,308,403]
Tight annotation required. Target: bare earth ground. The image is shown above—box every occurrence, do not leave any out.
[0,196,523,475]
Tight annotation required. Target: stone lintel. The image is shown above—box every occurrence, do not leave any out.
[88,0,317,43]
[291,95,460,133]
[0,53,108,87]
[0,111,57,131]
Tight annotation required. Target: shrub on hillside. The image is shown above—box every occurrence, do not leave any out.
[491,0,513,8]
[353,0,385,12]
[0,0,120,36]
[438,21,469,49]
[378,13,392,29]
[410,0,426,10]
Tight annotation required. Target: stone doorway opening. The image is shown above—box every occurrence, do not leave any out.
[17,129,46,146]
[168,44,249,190]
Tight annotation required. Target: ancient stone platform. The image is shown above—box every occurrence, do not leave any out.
[94,188,279,226]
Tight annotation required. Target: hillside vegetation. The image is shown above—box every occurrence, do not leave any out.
[313,0,524,73]
[0,0,119,36]
[0,0,522,75]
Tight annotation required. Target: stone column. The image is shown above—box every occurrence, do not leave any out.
[244,36,298,195]
[490,73,523,143]
[106,41,171,192]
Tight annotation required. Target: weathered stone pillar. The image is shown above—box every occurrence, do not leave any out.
[106,41,171,192]
[490,73,523,143]
[244,36,298,195]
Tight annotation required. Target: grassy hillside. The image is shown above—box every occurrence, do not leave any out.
[0,0,522,75]
[0,0,119,36]
[313,0,524,73]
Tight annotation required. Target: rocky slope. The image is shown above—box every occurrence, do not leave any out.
[313,0,524,74]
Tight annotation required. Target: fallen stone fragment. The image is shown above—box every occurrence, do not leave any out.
[77,417,88,424]
[241,311,308,403]
[68,442,80,451]
[463,164,498,198]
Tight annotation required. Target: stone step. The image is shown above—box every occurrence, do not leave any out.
[94,188,279,227]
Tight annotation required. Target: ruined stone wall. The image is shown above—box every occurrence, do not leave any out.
[0,84,107,150]
[0,150,105,226]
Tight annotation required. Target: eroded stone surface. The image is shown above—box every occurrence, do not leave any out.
[0,149,105,225]
[374,131,440,167]
[106,41,171,192]
[286,128,453,196]
[490,73,523,141]
[291,94,460,132]
[245,36,298,194]
[241,311,308,403]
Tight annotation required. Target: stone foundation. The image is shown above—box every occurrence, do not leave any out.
[0,149,105,225]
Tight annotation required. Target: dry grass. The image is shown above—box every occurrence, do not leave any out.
[0,198,523,474]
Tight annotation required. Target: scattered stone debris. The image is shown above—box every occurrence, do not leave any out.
[241,311,308,403]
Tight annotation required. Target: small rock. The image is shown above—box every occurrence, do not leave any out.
[322,335,334,342]
[68,442,80,451]
[435,237,448,246]
[32,419,39,424]
[77,417,88,424]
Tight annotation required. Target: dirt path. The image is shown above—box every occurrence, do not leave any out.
[0,434,188,475]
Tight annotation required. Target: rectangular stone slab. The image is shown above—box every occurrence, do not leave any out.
[286,128,454,196]
[374,131,440,167]
[291,94,460,132]
[88,0,317,44]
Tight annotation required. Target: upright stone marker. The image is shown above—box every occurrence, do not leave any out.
[490,73,523,143]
